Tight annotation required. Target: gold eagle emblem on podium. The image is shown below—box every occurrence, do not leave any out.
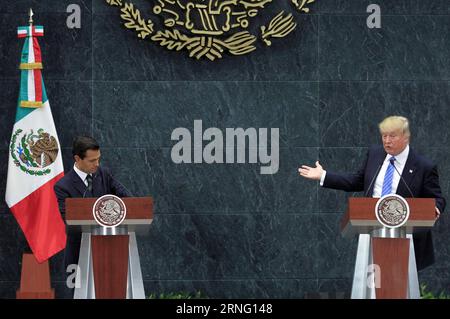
[105,0,316,61]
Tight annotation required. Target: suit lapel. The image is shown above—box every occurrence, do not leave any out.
[69,169,88,196]
[92,170,104,197]
[396,149,418,197]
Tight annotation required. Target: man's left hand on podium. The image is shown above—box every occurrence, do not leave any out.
[435,207,441,220]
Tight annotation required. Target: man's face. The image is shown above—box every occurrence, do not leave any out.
[381,129,409,156]
[75,149,101,174]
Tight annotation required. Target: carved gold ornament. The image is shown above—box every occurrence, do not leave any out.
[105,0,316,61]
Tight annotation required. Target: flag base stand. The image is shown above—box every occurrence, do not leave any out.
[16,253,55,299]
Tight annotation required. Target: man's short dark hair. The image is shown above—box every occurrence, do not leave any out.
[72,136,100,159]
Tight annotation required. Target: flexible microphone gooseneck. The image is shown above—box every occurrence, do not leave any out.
[391,161,415,198]
[364,162,383,197]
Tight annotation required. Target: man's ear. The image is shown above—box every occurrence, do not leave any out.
[405,135,410,143]
[74,155,81,162]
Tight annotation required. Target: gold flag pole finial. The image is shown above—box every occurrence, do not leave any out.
[28,8,33,25]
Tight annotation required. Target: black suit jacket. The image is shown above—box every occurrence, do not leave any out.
[323,145,446,270]
[54,166,132,214]
[54,166,132,267]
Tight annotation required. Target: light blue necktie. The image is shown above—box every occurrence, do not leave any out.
[381,157,396,196]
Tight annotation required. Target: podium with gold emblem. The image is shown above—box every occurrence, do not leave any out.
[341,196,436,299]
[65,196,153,299]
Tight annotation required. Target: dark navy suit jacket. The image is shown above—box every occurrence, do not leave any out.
[54,166,132,214]
[323,145,446,270]
[54,166,132,267]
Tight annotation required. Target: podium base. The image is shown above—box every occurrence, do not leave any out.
[16,253,55,299]
[74,231,146,299]
[16,290,55,299]
[351,233,420,299]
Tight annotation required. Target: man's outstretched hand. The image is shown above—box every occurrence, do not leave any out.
[298,161,324,181]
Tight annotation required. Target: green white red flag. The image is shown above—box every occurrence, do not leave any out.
[5,22,66,263]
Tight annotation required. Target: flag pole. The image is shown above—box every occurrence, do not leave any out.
[15,9,56,299]
[29,8,33,25]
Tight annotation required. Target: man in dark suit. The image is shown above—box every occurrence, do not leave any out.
[54,135,132,267]
[298,116,445,270]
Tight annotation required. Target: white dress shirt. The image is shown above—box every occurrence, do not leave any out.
[372,144,409,197]
[73,164,90,187]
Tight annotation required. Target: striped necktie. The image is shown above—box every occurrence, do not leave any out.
[86,174,93,193]
[381,157,396,196]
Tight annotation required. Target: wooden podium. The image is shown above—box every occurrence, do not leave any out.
[66,196,153,299]
[340,197,435,299]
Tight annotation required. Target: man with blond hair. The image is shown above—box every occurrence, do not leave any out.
[298,115,446,270]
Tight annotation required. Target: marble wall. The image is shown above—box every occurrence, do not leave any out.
[0,0,449,298]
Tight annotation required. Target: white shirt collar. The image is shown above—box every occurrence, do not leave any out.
[385,144,409,166]
[73,163,89,183]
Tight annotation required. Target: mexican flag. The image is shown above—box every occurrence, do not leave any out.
[5,24,66,263]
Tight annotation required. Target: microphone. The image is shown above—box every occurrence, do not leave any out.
[364,162,383,197]
[390,159,415,198]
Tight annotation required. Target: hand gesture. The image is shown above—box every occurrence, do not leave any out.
[298,161,324,181]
